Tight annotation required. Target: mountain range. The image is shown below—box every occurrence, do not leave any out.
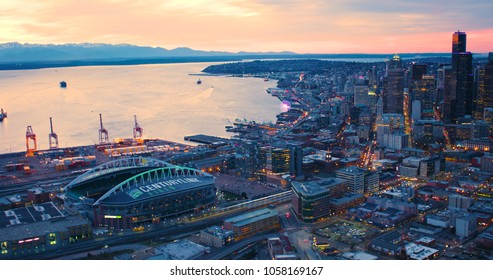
[0,42,296,62]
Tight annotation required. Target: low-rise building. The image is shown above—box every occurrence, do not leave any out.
[370,231,405,256]
[0,213,92,259]
[405,242,439,260]
[199,226,234,248]
[267,236,297,260]
[223,208,280,241]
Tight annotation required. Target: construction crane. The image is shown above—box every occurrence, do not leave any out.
[133,115,143,139]
[48,117,59,149]
[26,126,37,156]
[98,113,109,144]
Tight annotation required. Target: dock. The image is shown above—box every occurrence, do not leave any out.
[184,134,230,145]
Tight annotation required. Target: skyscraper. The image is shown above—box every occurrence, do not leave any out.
[452,31,467,53]
[476,53,493,119]
[412,75,436,119]
[448,31,473,123]
[385,68,405,114]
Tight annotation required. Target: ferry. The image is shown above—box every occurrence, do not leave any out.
[0,108,6,121]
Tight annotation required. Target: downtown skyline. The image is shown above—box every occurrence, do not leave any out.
[1,0,492,54]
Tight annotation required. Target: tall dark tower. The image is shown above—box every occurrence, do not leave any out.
[449,31,473,123]
[452,31,466,53]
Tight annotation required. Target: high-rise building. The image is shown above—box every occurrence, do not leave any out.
[448,31,473,123]
[336,166,379,194]
[385,69,405,114]
[452,31,466,53]
[235,140,260,180]
[438,65,453,122]
[289,145,303,178]
[389,54,402,70]
[475,53,493,119]
[291,178,348,222]
[411,64,428,81]
[376,96,383,122]
[412,75,436,120]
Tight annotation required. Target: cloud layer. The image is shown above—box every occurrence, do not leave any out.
[1,0,492,53]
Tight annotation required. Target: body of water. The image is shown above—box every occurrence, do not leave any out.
[0,62,280,153]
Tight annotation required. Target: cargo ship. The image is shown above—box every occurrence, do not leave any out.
[0,108,6,121]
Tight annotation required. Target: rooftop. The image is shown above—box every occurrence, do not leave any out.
[291,178,346,196]
[0,202,63,228]
[201,226,233,239]
[155,239,208,260]
[405,242,438,260]
[329,193,363,205]
[99,175,214,205]
[342,252,378,260]
[0,214,90,241]
[224,208,278,227]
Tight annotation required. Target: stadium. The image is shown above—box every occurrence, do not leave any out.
[64,157,173,202]
[64,157,216,230]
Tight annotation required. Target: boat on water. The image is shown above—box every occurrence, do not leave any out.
[197,79,202,84]
[60,81,67,88]
[0,108,7,121]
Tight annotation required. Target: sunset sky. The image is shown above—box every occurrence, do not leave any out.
[1,0,492,54]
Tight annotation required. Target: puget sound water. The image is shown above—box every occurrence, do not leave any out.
[0,62,281,153]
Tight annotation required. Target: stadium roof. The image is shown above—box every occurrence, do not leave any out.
[94,166,214,206]
[64,157,172,191]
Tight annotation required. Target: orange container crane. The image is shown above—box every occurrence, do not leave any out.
[26,126,37,156]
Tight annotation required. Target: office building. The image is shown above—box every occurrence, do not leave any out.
[291,178,347,222]
[336,166,379,194]
[385,69,405,114]
[448,31,473,123]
